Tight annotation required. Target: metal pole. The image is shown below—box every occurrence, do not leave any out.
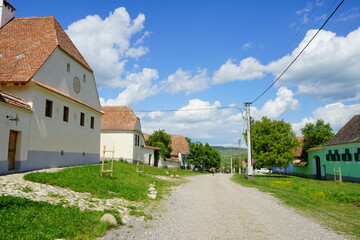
[245,102,253,179]
[238,139,241,174]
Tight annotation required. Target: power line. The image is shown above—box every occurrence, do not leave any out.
[104,106,245,113]
[251,0,345,104]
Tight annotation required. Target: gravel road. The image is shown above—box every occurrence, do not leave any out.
[99,174,350,240]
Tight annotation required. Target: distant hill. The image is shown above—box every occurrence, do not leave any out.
[212,146,247,167]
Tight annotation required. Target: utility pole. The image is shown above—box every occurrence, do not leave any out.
[230,156,233,174]
[238,139,241,174]
[245,102,253,179]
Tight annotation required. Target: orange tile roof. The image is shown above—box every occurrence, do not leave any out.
[0,90,32,111]
[144,134,190,155]
[101,106,139,131]
[0,17,92,84]
[170,135,189,155]
[293,136,304,157]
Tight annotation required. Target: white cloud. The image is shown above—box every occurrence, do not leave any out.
[291,102,360,135]
[140,98,246,146]
[260,87,299,118]
[101,68,159,105]
[162,68,210,94]
[213,57,266,84]
[171,99,221,122]
[250,87,299,119]
[213,27,360,102]
[335,7,360,22]
[66,7,148,88]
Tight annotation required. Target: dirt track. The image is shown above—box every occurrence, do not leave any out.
[99,174,350,240]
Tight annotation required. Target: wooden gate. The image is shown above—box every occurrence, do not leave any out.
[8,131,17,170]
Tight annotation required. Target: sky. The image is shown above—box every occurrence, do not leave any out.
[13,0,360,147]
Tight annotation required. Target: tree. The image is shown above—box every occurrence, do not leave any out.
[187,142,221,169]
[246,117,299,170]
[301,119,334,159]
[145,129,172,158]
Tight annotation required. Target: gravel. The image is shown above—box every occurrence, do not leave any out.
[98,174,351,240]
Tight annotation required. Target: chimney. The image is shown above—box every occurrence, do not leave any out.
[0,0,15,28]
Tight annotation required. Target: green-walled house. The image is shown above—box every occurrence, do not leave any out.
[293,115,360,183]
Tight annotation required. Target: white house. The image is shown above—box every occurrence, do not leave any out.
[0,1,103,174]
[100,106,159,165]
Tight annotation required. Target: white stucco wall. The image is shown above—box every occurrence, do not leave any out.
[32,48,101,111]
[100,132,135,161]
[0,102,31,173]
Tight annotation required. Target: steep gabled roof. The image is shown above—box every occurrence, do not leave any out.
[326,115,360,146]
[101,106,139,131]
[170,135,189,155]
[144,134,189,155]
[293,136,304,157]
[0,90,32,111]
[0,17,92,84]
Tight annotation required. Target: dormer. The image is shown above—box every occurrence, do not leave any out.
[0,0,15,28]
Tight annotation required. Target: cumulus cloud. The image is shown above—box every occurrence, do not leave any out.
[249,87,299,119]
[162,68,210,94]
[140,98,246,146]
[213,57,266,84]
[291,102,360,135]
[101,68,159,105]
[66,7,148,88]
[213,27,360,102]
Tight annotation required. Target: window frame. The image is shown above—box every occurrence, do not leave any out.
[80,112,85,126]
[45,99,53,118]
[63,106,69,122]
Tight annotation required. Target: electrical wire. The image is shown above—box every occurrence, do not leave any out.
[250,0,345,104]
[104,106,245,113]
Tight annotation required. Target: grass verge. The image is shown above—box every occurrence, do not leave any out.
[232,174,360,238]
[24,161,199,201]
[0,196,117,240]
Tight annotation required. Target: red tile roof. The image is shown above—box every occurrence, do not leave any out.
[144,134,190,155]
[170,135,189,155]
[0,90,32,111]
[0,17,92,84]
[293,136,304,157]
[101,106,139,131]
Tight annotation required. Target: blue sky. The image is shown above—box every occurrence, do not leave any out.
[13,0,360,146]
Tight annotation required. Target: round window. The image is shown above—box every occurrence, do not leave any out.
[73,77,81,93]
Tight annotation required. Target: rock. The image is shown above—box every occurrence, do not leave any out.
[148,186,156,191]
[147,193,157,199]
[100,213,118,226]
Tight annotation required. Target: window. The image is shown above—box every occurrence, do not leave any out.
[80,112,85,126]
[45,99,53,118]
[83,74,86,83]
[63,106,69,122]
[334,150,340,161]
[134,135,140,146]
[355,148,360,161]
[326,150,333,161]
[67,63,70,72]
[90,116,94,129]
[341,149,352,161]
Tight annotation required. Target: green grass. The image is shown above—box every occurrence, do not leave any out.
[0,196,117,240]
[232,174,360,238]
[24,161,200,201]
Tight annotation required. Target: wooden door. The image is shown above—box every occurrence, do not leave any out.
[8,131,17,170]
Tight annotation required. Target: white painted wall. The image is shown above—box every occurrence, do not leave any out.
[101,132,135,161]
[33,48,101,111]
[0,0,15,28]
[0,102,31,165]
